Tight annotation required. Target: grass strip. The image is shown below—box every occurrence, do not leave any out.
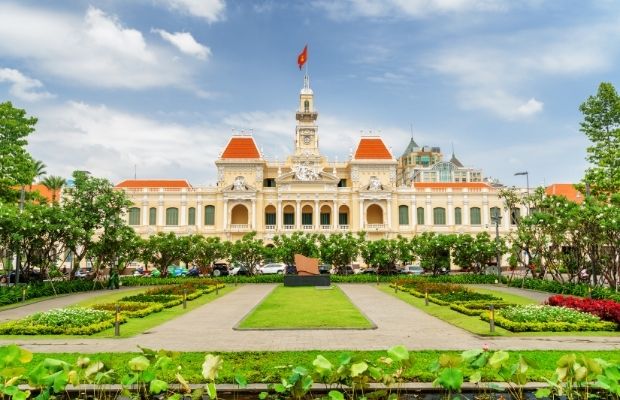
[237,285,374,329]
[27,349,620,384]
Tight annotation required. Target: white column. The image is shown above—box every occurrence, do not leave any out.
[314,200,320,229]
[426,195,432,226]
[411,195,417,226]
[251,199,256,230]
[296,200,301,230]
[386,200,392,228]
[482,194,489,227]
[463,194,470,225]
[196,200,203,228]
[180,204,187,226]
[447,194,453,225]
[158,204,164,226]
[277,200,282,231]
[142,204,148,226]
[332,201,338,230]
[503,208,510,230]
[359,199,364,230]
[223,199,228,229]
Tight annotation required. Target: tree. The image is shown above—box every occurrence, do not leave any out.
[62,170,131,278]
[412,233,456,275]
[452,232,505,274]
[318,232,363,273]
[360,238,401,273]
[191,236,228,274]
[30,160,46,189]
[41,175,65,204]
[89,224,140,277]
[145,232,183,277]
[579,82,620,196]
[272,232,320,265]
[0,102,36,202]
[228,232,264,275]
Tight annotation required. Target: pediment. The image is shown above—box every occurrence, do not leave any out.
[276,170,339,184]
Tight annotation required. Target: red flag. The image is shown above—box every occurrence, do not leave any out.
[297,45,308,70]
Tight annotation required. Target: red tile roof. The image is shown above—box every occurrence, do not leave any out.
[26,184,60,202]
[221,137,261,159]
[412,182,491,189]
[545,183,584,204]
[353,137,392,160]
[115,180,191,188]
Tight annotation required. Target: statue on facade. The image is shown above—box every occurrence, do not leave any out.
[368,176,382,191]
[293,163,320,181]
[233,176,247,191]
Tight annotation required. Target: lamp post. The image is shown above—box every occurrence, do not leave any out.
[14,186,25,286]
[491,210,502,277]
[514,171,530,216]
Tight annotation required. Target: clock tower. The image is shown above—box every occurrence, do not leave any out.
[294,73,320,157]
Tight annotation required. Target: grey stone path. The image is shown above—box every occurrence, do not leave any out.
[0,284,618,353]
[0,287,136,323]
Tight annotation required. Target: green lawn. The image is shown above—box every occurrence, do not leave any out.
[0,285,235,339]
[237,285,374,329]
[24,349,620,384]
[381,285,620,337]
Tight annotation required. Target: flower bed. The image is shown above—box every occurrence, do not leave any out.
[449,300,513,316]
[546,295,620,325]
[120,293,183,308]
[90,301,164,318]
[481,304,617,332]
[432,291,500,303]
[0,308,125,335]
[146,285,203,300]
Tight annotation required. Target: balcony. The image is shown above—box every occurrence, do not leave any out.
[283,224,295,230]
[301,225,313,230]
[338,224,349,231]
[366,224,386,230]
[320,225,331,231]
[265,225,276,231]
[230,224,249,231]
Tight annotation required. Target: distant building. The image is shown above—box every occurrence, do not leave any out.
[397,138,484,185]
[545,183,584,204]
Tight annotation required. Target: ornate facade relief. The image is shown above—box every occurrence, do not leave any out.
[292,163,321,181]
[367,176,383,191]
[233,176,248,191]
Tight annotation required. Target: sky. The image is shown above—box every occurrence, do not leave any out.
[1,0,619,188]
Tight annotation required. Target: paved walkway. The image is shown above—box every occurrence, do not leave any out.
[0,284,618,353]
[0,287,136,323]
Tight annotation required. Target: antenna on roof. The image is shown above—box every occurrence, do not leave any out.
[134,164,137,180]
[451,142,455,156]
[410,123,414,139]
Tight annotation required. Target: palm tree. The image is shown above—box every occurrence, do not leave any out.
[42,175,65,203]
[29,160,47,190]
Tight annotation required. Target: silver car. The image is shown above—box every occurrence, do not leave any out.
[258,263,286,274]
[402,265,424,275]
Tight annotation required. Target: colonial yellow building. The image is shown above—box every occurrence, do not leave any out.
[116,75,520,241]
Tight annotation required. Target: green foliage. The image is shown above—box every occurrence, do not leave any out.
[90,301,164,318]
[0,102,36,202]
[412,232,456,275]
[452,232,506,273]
[579,82,620,196]
[228,232,265,275]
[360,237,400,272]
[120,293,184,308]
[481,310,616,332]
[317,232,363,272]
[272,232,320,265]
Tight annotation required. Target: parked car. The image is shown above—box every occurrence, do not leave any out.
[258,263,286,274]
[402,265,424,275]
[230,264,252,276]
[285,264,297,275]
[211,263,230,277]
[331,265,355,275]
[318,264,331,275]
[168,265,187,277]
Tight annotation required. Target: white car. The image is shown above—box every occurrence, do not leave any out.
[258,263,286,274]
[402,265,425,275]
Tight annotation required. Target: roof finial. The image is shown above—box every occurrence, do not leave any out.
[451,142,455,156]
[304,72,310,90]
[410,123,414,139]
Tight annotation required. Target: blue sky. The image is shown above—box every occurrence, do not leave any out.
[0,0,619,187]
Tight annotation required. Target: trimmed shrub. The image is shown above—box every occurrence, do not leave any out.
[90,301,164,318]
[120,294,183,308]
[0,308,125,335]
[450,301,512,316]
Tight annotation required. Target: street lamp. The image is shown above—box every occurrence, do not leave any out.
[14,186,25,286]
[514,171,530,215]
[490,209,502,277]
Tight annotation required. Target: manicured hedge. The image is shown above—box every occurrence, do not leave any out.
[90,301,164,318]
[0,308,126,335]
[480,312,616,332]
[0,279,108,306]
[120,293,183,308]
[450,301,512,316]
[546,295,620,325]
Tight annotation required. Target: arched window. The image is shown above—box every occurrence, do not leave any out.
[304,100,309,112]
[166,207,179,226]
[399,205,409,225]
[454,207,462,225]
[128,207,140,225]
[149,207,157,225]
[470,207,481,225]
[416,207,425,225]
[204,205,215,226]
[433,207,446,225]
[188,207,196,225]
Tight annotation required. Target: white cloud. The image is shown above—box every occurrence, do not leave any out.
[153,29,211,60]
[0,68,54,101]
[426,23,620,119]
[315,0,514,20]
[0,3,196,90]
[154,0,226,22]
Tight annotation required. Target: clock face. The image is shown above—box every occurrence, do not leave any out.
[303,135,311,144]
